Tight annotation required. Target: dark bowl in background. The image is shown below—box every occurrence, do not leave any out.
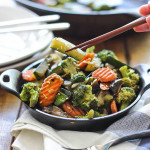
[15,0,148,37]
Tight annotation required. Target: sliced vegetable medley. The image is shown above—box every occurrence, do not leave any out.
[20,37,140,119]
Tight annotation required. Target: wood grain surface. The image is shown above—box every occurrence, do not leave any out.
[1,31,150,150]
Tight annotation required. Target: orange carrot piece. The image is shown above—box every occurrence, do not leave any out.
[111,100,118,114]
[78,53,95,64]
[39,73,63,107]
[77,58,91,69]
[62,101,85,118]
[22,69,35,82]
[92,68,117,82]
[100,82,110,90]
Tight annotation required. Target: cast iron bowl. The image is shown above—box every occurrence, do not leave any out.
[0,59,150,131]
[15,0,147,37]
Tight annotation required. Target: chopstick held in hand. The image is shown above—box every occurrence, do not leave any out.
[65,15,147,52]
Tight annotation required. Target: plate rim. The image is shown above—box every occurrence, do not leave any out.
[0,5,53,67]
[15,0,141,16]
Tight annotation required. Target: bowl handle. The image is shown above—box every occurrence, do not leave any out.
[0,69,22,98]
[135,64,150,96]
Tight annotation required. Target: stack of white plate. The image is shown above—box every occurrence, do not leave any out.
[0,6,54,73]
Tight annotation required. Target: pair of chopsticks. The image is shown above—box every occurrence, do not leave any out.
[66,15,147,52]
[0,14,70,33]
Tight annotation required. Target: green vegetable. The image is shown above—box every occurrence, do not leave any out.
[85,77,94,84]
[47,63,63,76]
[72,84,98,111]
[105,55,129,68]
[116,87,136,110]
[20,82,40,107]
[76,109,106,119]
[54,92,68,106]
[61,57,77,77]
[120,66,140,91]
[119,66,134,78]
[54,88,72,106]
[92,5,113,11]
[97,91,113,107]
[33,59,49,80]
[97,50,131,68]
[85,57,101,71]
[86,46,95,54]
[47,57,77,78]
[60,88,72,98]
[97,49,118,62]
[57,0,76,4]
[45,53,62,66]
[50,37,85,61]
[71,72,86,83]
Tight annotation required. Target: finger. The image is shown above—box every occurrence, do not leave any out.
[139,2,150,16]
[133,23,149,32]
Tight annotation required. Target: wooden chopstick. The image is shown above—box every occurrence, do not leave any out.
[65,15,147,52]
[0,14,60,27]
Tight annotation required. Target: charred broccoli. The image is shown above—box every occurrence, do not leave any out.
[72,84,98,111]
[71,72,86,83]
[20,82,40,107]
[61,57,77,77]
[120,66,140,91]
[116,87,136,110]
[97,49,118,62]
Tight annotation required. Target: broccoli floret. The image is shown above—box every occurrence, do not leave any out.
[97,49,118,62]
[76,109,106,119]
[61,57,77,77]
[71,72,86,83]
[72,84,98,111]
[20,82,40,107]
[116,87,136,110]
[120,66,140,91]
[119,66,134,78]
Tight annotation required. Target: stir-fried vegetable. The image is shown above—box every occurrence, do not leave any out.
[30,0,114,12]
[20,37,140,119]
[116,87,136,110]
[39,73,64,107]
[20,82,40,107]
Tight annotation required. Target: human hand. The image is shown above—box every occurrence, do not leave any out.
[134,2,150,32]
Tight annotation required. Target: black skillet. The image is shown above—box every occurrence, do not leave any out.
[1,60,150,131]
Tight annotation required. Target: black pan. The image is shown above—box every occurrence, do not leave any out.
[15,0,148,37]
[1,60,150,131]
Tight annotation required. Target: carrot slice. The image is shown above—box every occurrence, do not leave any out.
[100,82,110,90]
[62,101,85,118]
[111,100,118,114]
[77,58,91,69]
[39,73,63,107]
[92,68,117,82]
[78,53,95,64]
[22,69,35,82]
[77,53,95,69]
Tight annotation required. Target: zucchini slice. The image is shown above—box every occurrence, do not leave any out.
[50,37,85,61]
[105,55,132,69]
[33,59,49,80]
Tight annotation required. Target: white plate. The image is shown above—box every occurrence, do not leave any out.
[0,46,52,73]
[0,6,53,67]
